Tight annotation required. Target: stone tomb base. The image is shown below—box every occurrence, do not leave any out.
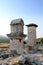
[10,39,24,54]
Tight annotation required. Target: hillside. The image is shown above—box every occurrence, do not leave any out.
[0,35,10,43]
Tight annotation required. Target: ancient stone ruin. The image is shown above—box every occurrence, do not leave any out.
[0,18,42,65]
[7,19,26,54]
[26,23,38,46]
[7,18,38,55]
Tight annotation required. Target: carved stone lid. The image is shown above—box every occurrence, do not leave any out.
[10,18,24,26]
[7,32,26,39]
[26,23,38,27]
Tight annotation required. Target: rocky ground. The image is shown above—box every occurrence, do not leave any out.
[0,53,43,65]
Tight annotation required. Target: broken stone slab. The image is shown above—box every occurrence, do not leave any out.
[18,53,41,65]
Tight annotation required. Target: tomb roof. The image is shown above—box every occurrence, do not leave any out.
[10,18,24,25]
[26,23,38,27]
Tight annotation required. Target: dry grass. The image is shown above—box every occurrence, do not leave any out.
[0,43,10,47]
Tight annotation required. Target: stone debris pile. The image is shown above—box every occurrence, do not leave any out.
[18,54,41,65]
[0,53,42,65]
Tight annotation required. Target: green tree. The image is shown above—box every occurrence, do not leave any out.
[36,38,43,44]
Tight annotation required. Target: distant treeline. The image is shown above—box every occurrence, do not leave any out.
[36,38,43,44]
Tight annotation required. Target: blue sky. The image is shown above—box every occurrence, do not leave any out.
[0,0,43,38]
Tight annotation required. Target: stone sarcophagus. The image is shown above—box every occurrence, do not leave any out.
[10,19,24,34]
[7,18,26,54]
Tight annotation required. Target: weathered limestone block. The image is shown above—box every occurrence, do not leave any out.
[10,19,24,34]
[18,54,40,65]
[26,23,38,46]
[10,39,24,54]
